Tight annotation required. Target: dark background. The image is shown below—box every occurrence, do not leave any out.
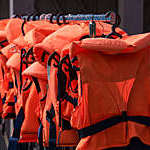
[0,0,149,33]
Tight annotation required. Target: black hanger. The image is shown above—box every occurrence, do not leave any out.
[21,12,41,36]
[56,14,68,26]
[50,14,55,23]
[12,14,22,19]
[21,18,26,36]
[105,11,122,39]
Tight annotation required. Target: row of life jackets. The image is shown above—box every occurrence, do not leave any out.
[1,17,150,150]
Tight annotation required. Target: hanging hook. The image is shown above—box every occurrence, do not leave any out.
[105,11,122,39]
[50,14,56,23]
[56,14,68,26]
[45,13,52,21]
[21,18,26,36]
[39,13,46,20]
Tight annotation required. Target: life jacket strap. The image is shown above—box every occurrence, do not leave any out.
[63,92,78,107]
[0,39,8,48]
[7,102,15,106]
[40,93,47,102]
[12,107,25,138]
[9,81,14,89]
[46,105,56,148]
[14,73,18,89]
[78,111,150,138]
[5,113,16,119]
[2,94,6,104]
[23,81,32,92]
[41,51,49,62]
[32,77,41,93]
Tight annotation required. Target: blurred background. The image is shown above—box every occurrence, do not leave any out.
[0,0,148,35]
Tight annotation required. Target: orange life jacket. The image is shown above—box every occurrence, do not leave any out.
[39,22,126,148]
[1,42,20,119]
[22,61,48,121]
[22,62,48,147]
[42,24,93,148]
[12,24,58,143]
[2,71,16,119]
[33,22,125,66]
[69,33,150,150]
[0,54,7,109]
[6,52,34,142]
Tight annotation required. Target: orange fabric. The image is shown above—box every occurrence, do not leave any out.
[33,22,126,66]
[69,33,150,150]
[33,24,90,65]
[22,62,48,120]
[23,20,60,34]
[0,19,9,41]
[0,31,6,42]
[0,19,9,30]
[13,23,61,50]
[0,55,10,98]
[6,53,23,116]
[42,24,93,147]
[42,23,127,147]
[42,90,52,147]
[22,62,48,80]
[5,18,23,43]
[19,83,40,143]
[2,88,16,119]
[6,53,20,71]
[1,43,19,59]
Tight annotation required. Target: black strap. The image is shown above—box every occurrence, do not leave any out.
[7,102,15,106]
[127,116,150,126]
[32,77,41,93]
[14,73,18,89]
[41,51,49,62]
[46,104,56,148]
[0,39,8,48]
[57,61,67,128]
[71,56,78,63]
[78,111,150,138]
[9,81,14,89]
[72,66,80,71]
[62,119,72,130]
[2,94,6,104]
[63,92,78,107]
[12,107,25,138]
[40,93,47,102]
[14,95,17,103]
[38,123,44,150]
[5,113,16,119]
[25,47,35,64]
[23,81,32,92]
[1,66,4,79]
[20,48,28,93]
